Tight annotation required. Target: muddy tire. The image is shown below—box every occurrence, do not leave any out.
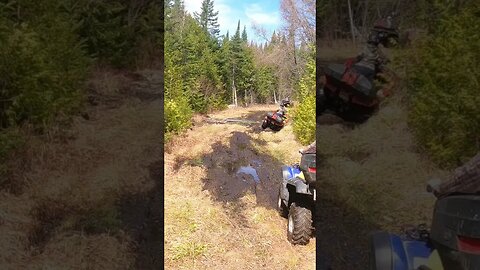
[287,202,313,245]
[261,120,268,129]
[277,190,288,218]
[271,125,283,132]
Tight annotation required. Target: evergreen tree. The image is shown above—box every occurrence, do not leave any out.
[194,0,220,38]
[224,31,229,42]
[271,30,278,45]
[242,25,248,42]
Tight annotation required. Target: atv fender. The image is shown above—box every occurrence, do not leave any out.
[288,177,312,196]
[282,165,313,196]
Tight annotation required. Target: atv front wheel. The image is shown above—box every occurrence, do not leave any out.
[287,202,313,245]
[261,120,268,129]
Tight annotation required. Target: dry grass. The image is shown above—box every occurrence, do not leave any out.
[0,71,162,269]
[315,45,449,268]
[165,105,315,270]
[316,61,447,267]
[318,83,447,230]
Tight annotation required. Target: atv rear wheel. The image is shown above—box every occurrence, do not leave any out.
[287,202,313,245]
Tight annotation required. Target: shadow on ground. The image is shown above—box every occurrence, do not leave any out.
[314,173,382,269]
[118,158,163,269]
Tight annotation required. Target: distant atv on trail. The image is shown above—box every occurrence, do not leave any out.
[277,142,316,245]
[261,98,291,131]
[319,15,400,123]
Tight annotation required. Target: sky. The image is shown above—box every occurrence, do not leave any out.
[184,0,282,44]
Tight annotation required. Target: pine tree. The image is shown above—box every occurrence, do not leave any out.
[224,31,229,41]
[242,25,248,42]
[231,20,243,62]
[271,30,277,45]
[194,0,220,38]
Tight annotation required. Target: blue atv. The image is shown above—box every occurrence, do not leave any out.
[277,150,316,245]
[370,185,480,270]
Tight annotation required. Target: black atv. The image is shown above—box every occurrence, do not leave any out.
[277,148,316,245]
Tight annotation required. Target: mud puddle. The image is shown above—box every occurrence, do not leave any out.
[236,164,261,184]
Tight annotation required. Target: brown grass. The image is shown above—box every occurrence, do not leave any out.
[316,47,448,268]
[318,95,446,224]
[0,70,162,269]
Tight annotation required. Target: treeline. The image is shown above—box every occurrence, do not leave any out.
[0,0,162,168]
[316,0,456,45]
[165,0,315,144]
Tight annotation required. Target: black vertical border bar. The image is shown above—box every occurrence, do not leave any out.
[315,1,326,269]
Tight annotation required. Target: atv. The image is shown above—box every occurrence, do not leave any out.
[277,148,316,245]
[370,183,480,270]
[261,109,287,131]
[319,57,395,123]
[261,98,291,132]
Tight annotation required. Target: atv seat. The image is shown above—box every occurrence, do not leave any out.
[299,153,316,184]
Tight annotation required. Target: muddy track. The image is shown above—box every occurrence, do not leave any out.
[165,106,315,269]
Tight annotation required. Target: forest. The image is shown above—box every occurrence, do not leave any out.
[0,0,163,176]
[164,0,316,144]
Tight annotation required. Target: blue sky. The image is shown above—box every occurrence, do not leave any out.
[184,0,282,44]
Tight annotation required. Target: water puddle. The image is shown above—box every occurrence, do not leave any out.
[236,166,260,183]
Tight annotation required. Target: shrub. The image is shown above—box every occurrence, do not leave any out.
[292,95,316,145]
[165,98,193,138]
[0,16,90,130]
[404,5,480,167]
[292,49,316,145]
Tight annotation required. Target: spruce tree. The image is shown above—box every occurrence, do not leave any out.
[194,0,220,38]
[242,25,248,42]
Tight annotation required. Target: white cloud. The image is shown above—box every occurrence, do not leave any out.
[245,3,280,25]
[184,0,202,14]
[183,0,280,43]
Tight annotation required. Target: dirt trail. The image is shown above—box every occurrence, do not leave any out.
[164,105,315,270]
[0,69,163,269]
[315,59,447,269]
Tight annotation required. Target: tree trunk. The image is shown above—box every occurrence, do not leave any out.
[234,86,238,107]
[232,66,237,107]
[363,0,370,37]
[347,0,356,46]
[244,90,247,107]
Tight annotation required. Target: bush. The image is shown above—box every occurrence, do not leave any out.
[165,98,193,139]
[292,95,316,145]
[292,50,316,145]
[0,16,90,129]
[404,5,480,167]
